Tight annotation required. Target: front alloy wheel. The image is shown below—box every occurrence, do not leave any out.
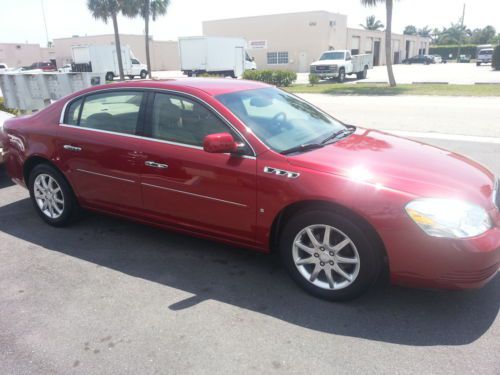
[293,225,360,290]
[280,210,382,301]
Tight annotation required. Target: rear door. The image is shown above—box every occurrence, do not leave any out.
[137,91,258,244]
[57,90,146,213]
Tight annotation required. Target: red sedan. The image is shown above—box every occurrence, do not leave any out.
[1,79,499,300]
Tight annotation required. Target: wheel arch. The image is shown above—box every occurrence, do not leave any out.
[269,200,389,270]
[23,156,72,190]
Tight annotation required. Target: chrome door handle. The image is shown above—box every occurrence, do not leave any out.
[145,161,168,169]
[63,145,82,152]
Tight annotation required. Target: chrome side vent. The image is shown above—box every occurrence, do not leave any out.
[264,166,300,179]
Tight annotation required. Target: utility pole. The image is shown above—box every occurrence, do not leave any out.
[456,3,466,62]
[41,0,50,47]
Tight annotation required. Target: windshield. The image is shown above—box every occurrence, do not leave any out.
[479,49,493,55]
[319,52,345,60]
[216,88,345,153]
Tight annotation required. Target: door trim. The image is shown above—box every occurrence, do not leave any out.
[141,182,248,208]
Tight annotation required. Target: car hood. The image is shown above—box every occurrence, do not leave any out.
[286,128,497,208]
[310,59,343,66]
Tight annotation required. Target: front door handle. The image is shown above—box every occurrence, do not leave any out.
[63,145,82,152]
[145,161,168,169]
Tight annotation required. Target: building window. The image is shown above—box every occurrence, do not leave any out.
[267,51,289,65]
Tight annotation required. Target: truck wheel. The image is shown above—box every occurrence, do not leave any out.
[356,66,368,80]
[230,71,236,79]
[337,68,346,83]
[140,70,148,79]
[105,72,114,81]
[128,75,135,80]
[476,62,481,66]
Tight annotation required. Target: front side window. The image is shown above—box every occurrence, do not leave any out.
[150,93,240,147]
[131,58,140,64]
[66,91,143,135]
[217,88,345,153]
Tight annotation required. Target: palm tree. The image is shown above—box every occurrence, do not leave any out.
[123,0,170,78]
[360,0,396,87]
[87,0,125,81]
[359,15,384,31]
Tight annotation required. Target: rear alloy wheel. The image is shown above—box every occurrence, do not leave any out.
[140,70,148,79]
[105,72,114,81]
[29,164,80,227]
[280,210,381,301]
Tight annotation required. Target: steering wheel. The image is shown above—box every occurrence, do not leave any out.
[272,112,287,125]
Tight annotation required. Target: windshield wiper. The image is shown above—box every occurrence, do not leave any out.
[320,125,356,145]
[280,143,324,155]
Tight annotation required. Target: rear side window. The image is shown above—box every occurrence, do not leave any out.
[65,91,143,135]
[65,98,83,125]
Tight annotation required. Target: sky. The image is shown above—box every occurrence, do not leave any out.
[1,0,499,46]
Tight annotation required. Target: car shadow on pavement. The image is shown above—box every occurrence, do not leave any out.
[0,166,14,189]
[0,197,498,347]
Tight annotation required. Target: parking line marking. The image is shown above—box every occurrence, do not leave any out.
[385,130,500,144]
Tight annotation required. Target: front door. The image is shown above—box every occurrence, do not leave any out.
[138,92,257,244]
[56,90,145,213]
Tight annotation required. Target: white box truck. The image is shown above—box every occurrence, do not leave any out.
[310,50,373,82]
[71,45,148,81]
[179,36,257,78]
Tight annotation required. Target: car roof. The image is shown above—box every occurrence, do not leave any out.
[96,78,271,97]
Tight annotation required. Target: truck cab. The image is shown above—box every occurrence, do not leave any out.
[310,50,372,82]
[477,48,493,66]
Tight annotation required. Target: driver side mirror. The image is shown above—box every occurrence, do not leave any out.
[203,132,238,153]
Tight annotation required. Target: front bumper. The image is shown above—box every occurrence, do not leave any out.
[310,72,339,79]
[386,223,500,290]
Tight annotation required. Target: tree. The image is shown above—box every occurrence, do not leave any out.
[471,26,496,44]
[359,15,384,31]
[87,0,126,81]
[403,25,417,35]
[123,0,170,79]
[361,0,396,87]
[418,26,431,38]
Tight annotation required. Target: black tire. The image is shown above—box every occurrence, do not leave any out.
[140,70,147,79]
[279,210,382,301]
[476,62,481,66]
[128,75,135,80]
[356,66,368,80]
[28,164,80,227]
[105,72,114,81]
[337,68,346,83]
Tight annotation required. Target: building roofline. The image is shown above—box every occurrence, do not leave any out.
[203,10,345,23]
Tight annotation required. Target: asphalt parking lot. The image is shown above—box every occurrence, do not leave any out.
[0,134,499,374]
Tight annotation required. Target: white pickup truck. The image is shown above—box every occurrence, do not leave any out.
[310,50,373,82]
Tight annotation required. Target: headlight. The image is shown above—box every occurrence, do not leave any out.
[405,198,492,238]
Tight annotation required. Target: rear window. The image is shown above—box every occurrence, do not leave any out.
[64,91,143,135]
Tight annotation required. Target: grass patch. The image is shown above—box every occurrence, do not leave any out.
[285,83,500,96]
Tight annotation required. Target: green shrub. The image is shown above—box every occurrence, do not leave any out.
[309,73,320,86]
[493,45,500,70]
[0,97,19,116]
[243,69,297,87]
[429,44,477,60]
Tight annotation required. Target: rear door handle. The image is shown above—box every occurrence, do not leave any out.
[145,161,168,169]
[63,145,82,152]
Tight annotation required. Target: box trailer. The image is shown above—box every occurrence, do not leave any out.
[71,45,148,81]
[179,36,256,78]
